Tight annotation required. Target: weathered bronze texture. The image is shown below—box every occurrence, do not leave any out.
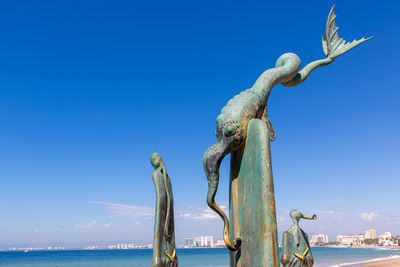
[281,210,317,267]
[202,5,371,251]
[151,153,178,267]
[229,119,279,267]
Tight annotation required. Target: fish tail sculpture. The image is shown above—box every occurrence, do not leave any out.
[203,5,371,251]
[283,5,372,88]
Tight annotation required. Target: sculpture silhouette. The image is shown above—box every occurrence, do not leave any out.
[203,5,371,251]
[151,153,178,267]
[281,210,317,267]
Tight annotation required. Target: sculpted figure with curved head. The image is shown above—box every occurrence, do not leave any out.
[203,6,371,251]
[151,153,178,267]
[281,210,317,267]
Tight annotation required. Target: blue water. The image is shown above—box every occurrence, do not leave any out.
[0,247,399,266]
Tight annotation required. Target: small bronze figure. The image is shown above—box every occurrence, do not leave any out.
[151,153,178,267]
[281,210,317,267]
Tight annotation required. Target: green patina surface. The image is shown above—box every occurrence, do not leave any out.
[229,119,279,267]
[151,153,178,267]
[202,5,371,253]
[281,210,317,267]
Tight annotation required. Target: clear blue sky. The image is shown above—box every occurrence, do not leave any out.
[0,0,399,248]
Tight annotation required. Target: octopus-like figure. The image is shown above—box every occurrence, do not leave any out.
[203,6,371,251]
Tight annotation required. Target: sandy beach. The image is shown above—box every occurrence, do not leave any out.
[362,257,400,266]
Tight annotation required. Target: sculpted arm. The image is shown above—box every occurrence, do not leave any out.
[281,57,334,87]
[163,169,171,238]
[281,231,290,265]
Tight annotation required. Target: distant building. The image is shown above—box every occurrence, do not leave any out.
[193,236,203,247]
[365,229,377,239]
[216,240,225,247]
[184,238,193,247]
[193,236,214,247]
[337,234,365,246]
[379,232,394,246]
[310,234,329,245]
[204,236,213,247]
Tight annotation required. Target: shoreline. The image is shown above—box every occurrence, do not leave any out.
[361,256,400,266]
[2,247,400,266]
[311,245,400,250]
[334,255,400,267]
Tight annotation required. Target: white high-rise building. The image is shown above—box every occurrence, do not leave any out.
[310,234,329,244]
[193,236,214,247]
[337,234,365,246]
[204,236,213,247]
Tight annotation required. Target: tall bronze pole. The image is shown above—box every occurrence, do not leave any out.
[229,119,279,266]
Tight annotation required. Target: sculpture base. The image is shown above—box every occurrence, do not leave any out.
[229,119,279,267]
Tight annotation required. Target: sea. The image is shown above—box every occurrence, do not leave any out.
[0,247,399,267]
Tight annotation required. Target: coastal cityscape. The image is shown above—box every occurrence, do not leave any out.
[7,244,154,252]
[180,230,400,249]
[7,229,400,252]
[311,229,399,247]
[6,236,223,252]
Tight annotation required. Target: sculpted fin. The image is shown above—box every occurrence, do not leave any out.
[322,5,372,59]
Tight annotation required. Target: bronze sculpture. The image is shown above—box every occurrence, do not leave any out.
[202,5,371,251]
[228,119,280,266]
[281,210,317,267]
[151,153,178,267]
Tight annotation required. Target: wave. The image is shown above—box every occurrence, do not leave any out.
[373,247,400,251]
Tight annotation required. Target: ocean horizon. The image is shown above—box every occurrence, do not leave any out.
[0,247,399,267]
